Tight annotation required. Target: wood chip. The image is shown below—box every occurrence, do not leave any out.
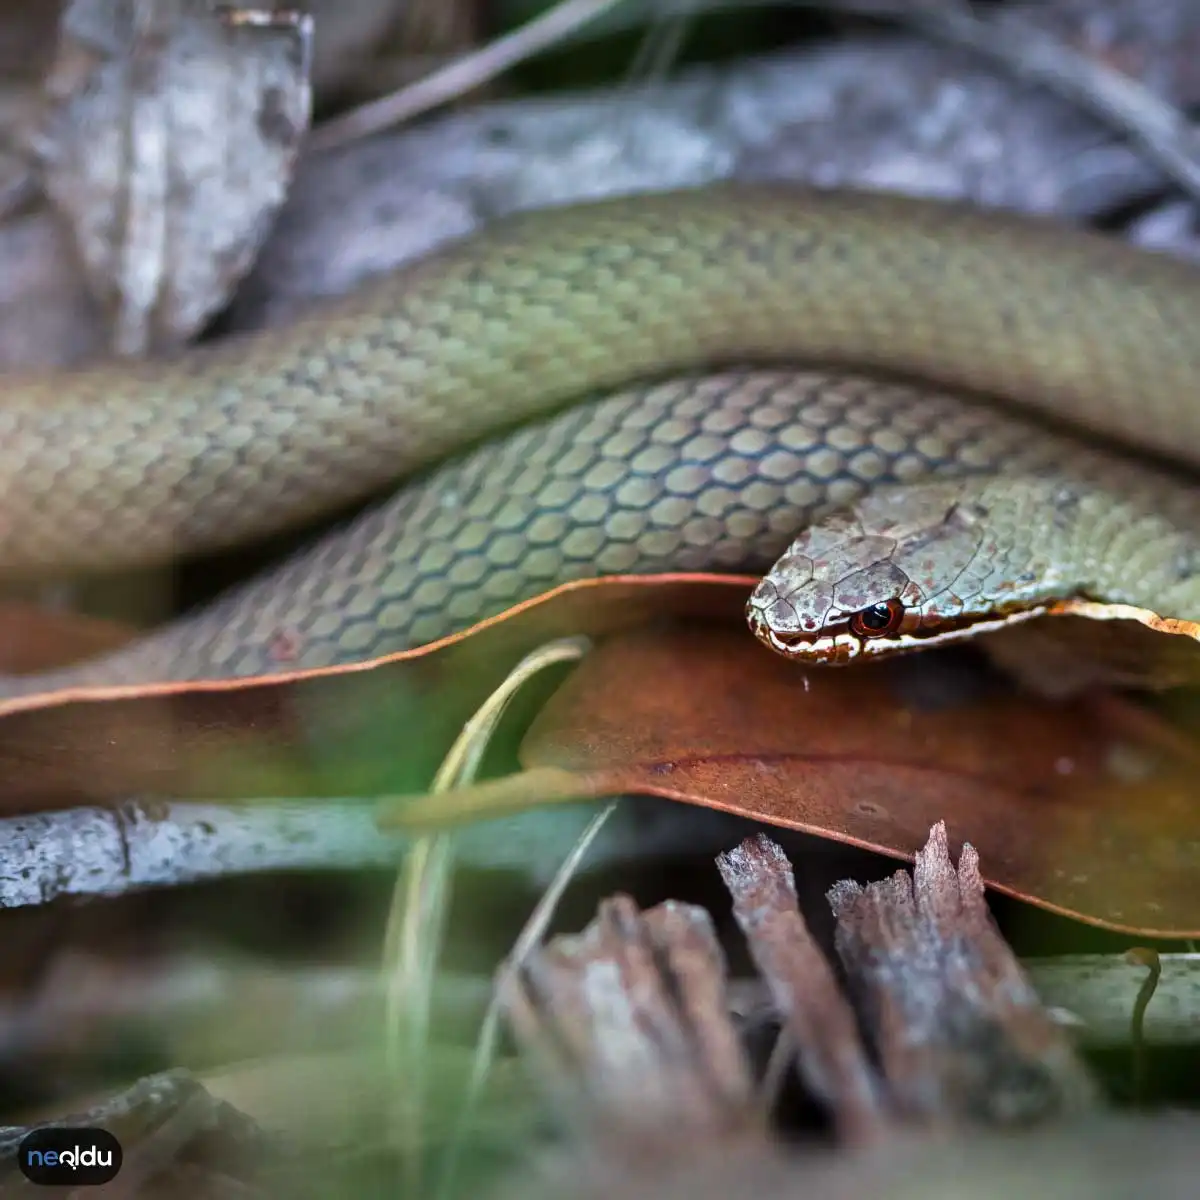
[502,820,1099,1168]
[500,893,766,1155]
[717,833,890,1144]
[828,821,1099,1124]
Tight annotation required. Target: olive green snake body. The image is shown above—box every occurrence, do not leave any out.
[4,185,1200,692]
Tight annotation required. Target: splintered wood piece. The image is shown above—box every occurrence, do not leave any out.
[500,823,1100,1178]
[499,894,765,1153]
[828,821,1099,1124]
[716,834,891,1144]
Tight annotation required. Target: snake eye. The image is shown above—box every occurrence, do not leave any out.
[849,598,905,638]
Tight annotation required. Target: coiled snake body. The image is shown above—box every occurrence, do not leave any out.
[4,186,1200,691]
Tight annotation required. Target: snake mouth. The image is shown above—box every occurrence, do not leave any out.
[745,584,818,649]
[746,588,1063,665]
[745,597,850,662]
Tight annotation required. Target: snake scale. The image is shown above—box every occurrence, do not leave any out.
[4,185,1200,693]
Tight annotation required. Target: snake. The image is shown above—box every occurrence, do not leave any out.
[3,184,1200,696]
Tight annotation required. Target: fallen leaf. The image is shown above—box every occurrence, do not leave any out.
[33,0,312,354]
[0,575,754,811]
[387,626,1200,938]
[3,566,1196,934]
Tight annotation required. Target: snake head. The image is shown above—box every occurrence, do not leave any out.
[746,482,1046,663]
[746,545,922,664]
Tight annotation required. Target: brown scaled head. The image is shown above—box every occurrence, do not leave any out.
[745,480,1017,664]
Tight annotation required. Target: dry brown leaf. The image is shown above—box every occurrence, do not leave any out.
[388,625,1200,937]
[0,575,753,811]
[29,0,312,355]
[0,568,1194,935]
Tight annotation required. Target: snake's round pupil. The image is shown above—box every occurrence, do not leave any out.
[859,603,893,630]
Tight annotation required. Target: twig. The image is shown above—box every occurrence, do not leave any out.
[1124,947,1162,1104]
[0,800,404,907]
[308,0,629,153]
[0,791,755,905]
[909,1,1200,203]
[779,0,1200,204]
[1025,952,1199,1047]
[419,0,1200,203]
